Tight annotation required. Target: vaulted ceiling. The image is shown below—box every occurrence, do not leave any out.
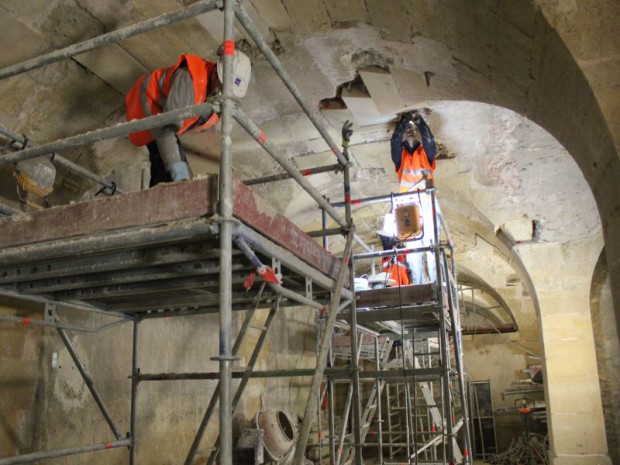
[0,0,618,348]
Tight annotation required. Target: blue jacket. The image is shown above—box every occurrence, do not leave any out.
[390,115,436,172]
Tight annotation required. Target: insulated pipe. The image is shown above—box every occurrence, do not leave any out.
[234,6,348,167]
[0,0,221,80]
[233,107,347,228]
[218,3,236,465]
[0,126,123,195]
[0,101,218,166]
[0,439,131,465]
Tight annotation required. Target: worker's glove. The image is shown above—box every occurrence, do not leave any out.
[341,120,353,147]
[401,110,421,124]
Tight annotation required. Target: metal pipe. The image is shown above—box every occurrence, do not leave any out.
[0,288,128,320]
[0,126,123,195]
[306,227,345,238]
[0,0,221,80]
[269,283,323,310]
[431,189,455,464]
[129,319,139,465]
[0,439,131,465]
[234,224,353,299]
[322,200,329,250]
[218,4,236,465]
[243,163,342,186]
[0,314,125,332]
[374,337,384,464]
[344,161,363,465]
[56,328,122,439]
[354,245,436,260]
[185,287,268,465]
[294,226,354,465]
[233,107,346,228]
[205,296,281,465]
[443,251,473,464]
[0,101,219,166]
[234,5,347,167]
[330,189,433,209]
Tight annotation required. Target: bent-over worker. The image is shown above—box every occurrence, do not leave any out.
[126,47,251,186]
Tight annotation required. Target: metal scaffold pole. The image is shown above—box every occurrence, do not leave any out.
[218,2,236,465]
[129,319,140,465]
[294,226,355,465]
[343,159,364,465]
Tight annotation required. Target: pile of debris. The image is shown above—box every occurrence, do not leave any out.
[487,433,548,464]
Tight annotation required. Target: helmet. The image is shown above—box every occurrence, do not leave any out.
[216,48,252,98]
[376,212,397,237]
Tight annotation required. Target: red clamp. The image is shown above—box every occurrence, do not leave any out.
[244,271,257,290]
[223,40,235,56]
[257,266,280,284]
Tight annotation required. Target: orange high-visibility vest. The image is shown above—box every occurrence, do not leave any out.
[396,146,436,193]
[126,54,220,146]
[381,254,410,286]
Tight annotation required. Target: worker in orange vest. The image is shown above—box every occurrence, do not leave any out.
[126,46,251,186]
[378,231,411,286]
[390,110,438,284]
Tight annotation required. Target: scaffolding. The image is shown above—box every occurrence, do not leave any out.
[315,188,473,465]
[0,1,471,465]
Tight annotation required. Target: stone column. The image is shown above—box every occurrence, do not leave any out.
[516,242,610,465]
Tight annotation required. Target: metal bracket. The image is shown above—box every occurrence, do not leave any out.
[305,277,313,300]
[271,257,282,283]
[44,302,57,323]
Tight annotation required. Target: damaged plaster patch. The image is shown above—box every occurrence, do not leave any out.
[39,0,105,49]
[53,348,89,410]
[300,24,451,88]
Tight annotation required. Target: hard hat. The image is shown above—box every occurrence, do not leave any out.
[376,212,397,237]
[217,48,252,98]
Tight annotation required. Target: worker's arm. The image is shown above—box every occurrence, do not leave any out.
[390,117,410,171]
[414,114,436,165]
[152,68,207,181]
